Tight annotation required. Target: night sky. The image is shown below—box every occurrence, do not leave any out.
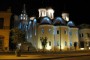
[0,0,90,26]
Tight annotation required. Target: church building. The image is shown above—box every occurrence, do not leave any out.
[15,4,79,51]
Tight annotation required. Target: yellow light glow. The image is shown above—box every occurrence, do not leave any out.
[89,47,90,49]
[39,46,42,49]
[61,46,64,49]
[61,44,65,49]
[47,9,54,13]
[66,16,69,21]
[30,17,35,20]
[80,48,84,50]
[46,46,51,50]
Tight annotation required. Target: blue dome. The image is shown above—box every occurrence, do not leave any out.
[53,17,66,25]
[67,21,75,27]
[41,16,52,24]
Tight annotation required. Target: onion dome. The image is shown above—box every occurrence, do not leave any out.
[67,21,75,27]
[41,16,52,24]
[53,17,66,25]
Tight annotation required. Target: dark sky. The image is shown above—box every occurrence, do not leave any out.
[0,0,90,26]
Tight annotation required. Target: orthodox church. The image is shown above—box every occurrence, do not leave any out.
[14,4,79,51]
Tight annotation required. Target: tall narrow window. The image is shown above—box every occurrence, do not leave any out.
[49,41,51,46]
[57,30,59,34]
[81,33,83,37]
[80,41,84,48]
[41,28,44,34]
[65,41,67,46]
[69,32,72,36]
[48,29,51,33]
[57,41,59,46]
[70,42,72,46]
[0,18,4,29]
[87,33,90,37]
[0,38,2,45]
[0,36,4,49]
[64,30,67,34]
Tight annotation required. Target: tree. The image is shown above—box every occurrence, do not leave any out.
[10,27,26,46]
[40,37,47,52]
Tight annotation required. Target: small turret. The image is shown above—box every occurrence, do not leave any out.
[38,8,47,17]
[61,12,69,21]
[46,8,54,19]
[38,7,54,19]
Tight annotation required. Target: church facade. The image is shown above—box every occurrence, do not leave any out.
[15,5,79,51]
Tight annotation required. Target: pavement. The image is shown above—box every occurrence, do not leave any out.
[0,50,90,60]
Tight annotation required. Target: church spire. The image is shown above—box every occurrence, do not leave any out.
[22,4,26,14]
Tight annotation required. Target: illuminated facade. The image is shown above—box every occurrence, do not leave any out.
[16,5,79,51]
[37,17,79,51]
[0,8,12,52]
[79,24,90,50]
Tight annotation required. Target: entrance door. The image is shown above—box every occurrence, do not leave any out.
[0,36,4,51]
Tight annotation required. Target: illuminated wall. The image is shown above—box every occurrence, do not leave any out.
[69,28,79,50]
[53,26,70,51]
[37,25,79,51]
[60,26,69,50]
[79,28,90,50]
[37,25,54,51]
[0,10,12,52]
[53,26,61,51]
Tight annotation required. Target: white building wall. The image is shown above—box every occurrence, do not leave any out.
[60,26,69,51]
[69,28,79,50]
[37,25,54,51]
[37,25,79,51]
[54,26,61,51]
[79,29,90,41]
[79,29,90,50]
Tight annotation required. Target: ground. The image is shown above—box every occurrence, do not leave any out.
[0,50,90,60]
